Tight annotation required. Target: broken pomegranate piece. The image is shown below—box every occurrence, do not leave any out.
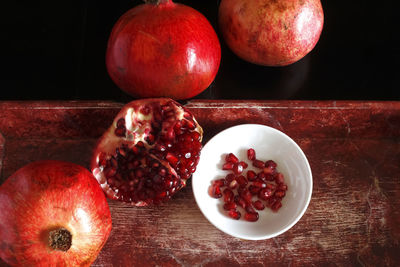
[91,98,203,206]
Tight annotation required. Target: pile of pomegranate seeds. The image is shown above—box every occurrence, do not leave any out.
[209,148,288,222]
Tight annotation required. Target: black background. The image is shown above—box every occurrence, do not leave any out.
[1,0,399,101]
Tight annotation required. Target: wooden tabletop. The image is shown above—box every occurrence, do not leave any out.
[0,100,399,266]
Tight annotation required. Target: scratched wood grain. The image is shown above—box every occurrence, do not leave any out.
[0,100,399,267]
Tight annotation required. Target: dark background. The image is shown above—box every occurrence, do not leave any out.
[1,0,398,101]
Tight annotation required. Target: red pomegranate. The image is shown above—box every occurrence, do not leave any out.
[0,161,112,266]
[218,0,324,66]
[91,98,203,206]
[106,0,221,100]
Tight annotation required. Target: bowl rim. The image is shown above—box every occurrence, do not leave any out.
[192,123,313,240]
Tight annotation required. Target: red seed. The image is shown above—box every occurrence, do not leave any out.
[244,212,259,222]
[246,170,256,181]
[225,153,239,164]
[258,188,273,201]
[166,152,178,166]
[247,148,256,161]
[228,210,241,220]
[228,180,239,189]
[114,127,126,137]
[212,179,226,187]
[249,185,261,195]
[266,183,276,190]
[240,188,252,203]
[239,161,248,169]
[257,172,266,181]
[245,204,256,214]
[223,202,237,211]
[271,200,282,212]
[252,180,267,188]
[224,173,236,184]
[209,184,222,198]
[234,195,247,209]
[265,160,277,169]
[253,200,265,210]
[263,166,275,175]
[232,163,244,175]
[222,162,234,170]
[236,175,248,188]
[274,190,286,198]
[278,184,288,191]
[275,173,285,184]
[223,188,234,203]
[253,160,265,169]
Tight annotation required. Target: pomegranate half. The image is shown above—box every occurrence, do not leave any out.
[106,0,221,100]
[218,0,324,66]
[91,98,203,206]
[0,161,112,267]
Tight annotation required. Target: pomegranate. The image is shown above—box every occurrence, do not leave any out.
[0,161,112,266]
[218,0,324,66]
[106,0,221,100]
[91,98,203,206]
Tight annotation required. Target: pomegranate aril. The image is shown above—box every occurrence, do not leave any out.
[209,184,222,198]
[228,210,241,220]
[271,200,282,212]
[212,179,226,187]
[222,162,234,170]
[223,202,237,211]
[258,188,273,201]
[265,160,277,169]
[278,184,288,191]
[247,148,256,161]
[245,204,256,214]
[234,195,247,209]
[252,180,267,188]
[239,161,248,169]
[116,118,125,128]
[253,160,265,169]
[253,200,265,210]
[166,153,179,166]
[236,175,248,188]
[275,173,285,184]
[249,185,261,195]
[223,188,234,203]
[225,153,239,163]
[228,180,239,189]
[232,163,244,175]
[240,188,252,203]
[225,173,236,184]
[244,212,259,222]
[247,170,256,181]
[263,166,275,175]
[274,190,286,198]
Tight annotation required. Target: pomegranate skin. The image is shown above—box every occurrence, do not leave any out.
[0,161,112,267]
[106,0,221,100]
[218,0,324,66]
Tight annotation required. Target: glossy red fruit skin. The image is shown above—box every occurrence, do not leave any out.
[106,0,221,100]
[218,0,324,66]
[0,161,112,267]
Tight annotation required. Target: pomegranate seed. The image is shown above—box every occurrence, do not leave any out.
[252,180,267,188]
[257,172,266,181]
[266,183,276,190]
[166,153,178,166]
[271,200,282,212]
[246,170,256,181]
[225,153,239,164]
[116,118,125,128]
[224,173,236,184]
[239,161,248,169]
[232,163,244,175]
[209,184,222,198]
[236,175,248,188]
[245,204,256,214]
[249,185,261,195]
[228,179,239,189]
[114,127,126,137]
[252,160,265,169]
[263,166,275,175]
[258,188,273,201]
[228,210,241,220]
[265,160,277,169]
[223,202,237,211]
[212,179,226,187]
[222,162,234,170]
[247,148,256,161]
[244,212,259,222]
[278,184,288,191]
[275,173,285,184]
[223,188,234,203]
[234,195,247,209]
[240,188,252,203]
[253,200,265,210]
[274,190,286,198]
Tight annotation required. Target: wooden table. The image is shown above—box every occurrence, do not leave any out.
[1,100,399,266]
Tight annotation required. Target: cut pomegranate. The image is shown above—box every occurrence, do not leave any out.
[228,210,241,220]
[91,98,203,206]
[225,153,239,163]
[244,212,259,222]
[247,148,256,161]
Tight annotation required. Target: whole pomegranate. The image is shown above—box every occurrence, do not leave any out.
[218,0,324,66]
[0,161,112,267]
[106,0,221,100]
[91,98,203,206]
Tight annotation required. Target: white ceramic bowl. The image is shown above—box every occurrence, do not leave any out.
[192,124,312,240]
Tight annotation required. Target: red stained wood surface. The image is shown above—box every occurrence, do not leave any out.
[0,100,399,266]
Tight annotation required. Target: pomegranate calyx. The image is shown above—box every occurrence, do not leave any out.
[48,228,72,251]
